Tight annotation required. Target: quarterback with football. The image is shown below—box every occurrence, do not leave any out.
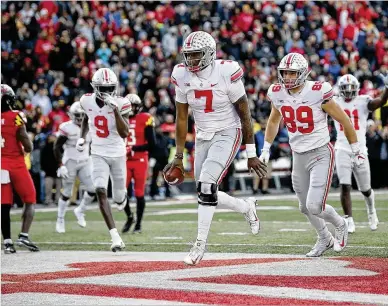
[261,53,363,257]
[164,31,267,266]
[334,73,388,232]
[122,93,156,234]
[54,101,96,233]
[77,68,133,252]
[1,84,39,253]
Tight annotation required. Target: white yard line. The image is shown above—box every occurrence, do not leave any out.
[33,241,388,250]
[10,190,388,215]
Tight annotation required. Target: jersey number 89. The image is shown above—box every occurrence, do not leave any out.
[281,106,314,134]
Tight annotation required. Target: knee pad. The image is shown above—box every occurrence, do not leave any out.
[61,193,70,201]
[114,192,127,205]
[197,182,218,206]
[361,189,372,197]
[306,202,323,215]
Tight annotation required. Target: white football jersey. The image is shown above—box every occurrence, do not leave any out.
[80,93,131,157]
[58,120,91,164]
[267,80,334,153]
[171,60,245,135]
[333,95,371,153]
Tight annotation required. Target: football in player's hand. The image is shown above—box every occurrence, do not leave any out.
[163,166,184,186]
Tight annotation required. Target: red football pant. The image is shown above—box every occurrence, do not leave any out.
[1,159,36,205]
[126,159,148,197]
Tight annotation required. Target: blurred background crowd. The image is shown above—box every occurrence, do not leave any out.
[2,1,388,204]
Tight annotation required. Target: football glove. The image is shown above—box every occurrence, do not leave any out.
[76,138,85,152]
[57,165,69,179]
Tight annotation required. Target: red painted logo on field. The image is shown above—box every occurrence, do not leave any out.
[2,257,387,305]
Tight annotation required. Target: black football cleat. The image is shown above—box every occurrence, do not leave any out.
[133,224,142,234]
[122,213,134,233]
[4,243,16,254]
[16,235,39,252]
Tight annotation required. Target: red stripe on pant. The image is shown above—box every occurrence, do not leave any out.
[322,143,335,210]
[217,129,241,185]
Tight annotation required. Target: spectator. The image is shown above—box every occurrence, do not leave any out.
[40,133,61,206]
[366,120,383,189]
[31,87,52,115]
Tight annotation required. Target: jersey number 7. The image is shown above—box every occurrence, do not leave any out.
[195,90,214,113]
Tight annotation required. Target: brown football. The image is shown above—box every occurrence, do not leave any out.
[164,166,185,186]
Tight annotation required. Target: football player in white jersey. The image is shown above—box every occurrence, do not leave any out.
[164,31,267,266]
[334,74,388,233]
[260,53,365,257]
[76,68,133,252]
[54,102,95,233]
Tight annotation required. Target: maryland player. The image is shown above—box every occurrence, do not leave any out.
[54,101,96,233]
[122,94,156,234]
[165,31,266,265]
[333,74,388,233]
[1,84,39,253]
[261,53,364,257]
[76,68,132,252]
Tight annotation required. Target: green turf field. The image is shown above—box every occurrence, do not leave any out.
[10,196,387,257]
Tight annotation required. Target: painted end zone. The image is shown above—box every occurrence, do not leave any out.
[2,252,387,305]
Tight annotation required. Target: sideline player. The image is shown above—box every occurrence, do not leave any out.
[164,31,267,266]
[260,53,366,257]
[334,73,388,232]
[122,94,156,234]
[1,84,39,253]
[76,68,132,252]
[54,101,96,233]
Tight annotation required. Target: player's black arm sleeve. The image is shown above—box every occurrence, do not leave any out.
[16,125,33,153]
[80,114,89,139]
[368,88,388,111]
[233,94,255,144]
[132,126,156,152]
[53,135,68,165]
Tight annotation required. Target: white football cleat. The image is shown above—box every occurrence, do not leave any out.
[74,207,86,228]
[111,238,125,252]
[368,211,379,231]
[55,218,65,233]
[334,218,348,252]
[183,240,206,266]
[345,216,355,233]
[306,234,334,257]
[243,197,260,235]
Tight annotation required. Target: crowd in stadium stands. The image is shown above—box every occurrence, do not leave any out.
[2,1,388,203]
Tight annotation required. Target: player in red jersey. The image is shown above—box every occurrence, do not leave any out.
[1,84,39,253]
[122,94,156,233]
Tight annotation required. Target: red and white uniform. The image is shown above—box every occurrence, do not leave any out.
[1,111,36,204]
[333,95,372,191]
[80,93,131,158]
[57,120,94,197]
[333,95,371,154]
[126,113,154,197]
[267,80,335,212]
[267,80,334,153]
[171,60,245,185]
[171,60,244,136]
[80,93,131,203]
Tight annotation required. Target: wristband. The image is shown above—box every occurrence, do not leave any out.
[246,144,257,158]
[262,141,271,151]
[175,153,183,159]
[350,142,360,153]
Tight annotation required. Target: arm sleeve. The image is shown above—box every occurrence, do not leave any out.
[132,125,156,152]
[226,61,246,103]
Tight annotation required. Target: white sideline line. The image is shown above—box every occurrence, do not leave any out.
[9,189,388,215]
[34,241,388,249]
